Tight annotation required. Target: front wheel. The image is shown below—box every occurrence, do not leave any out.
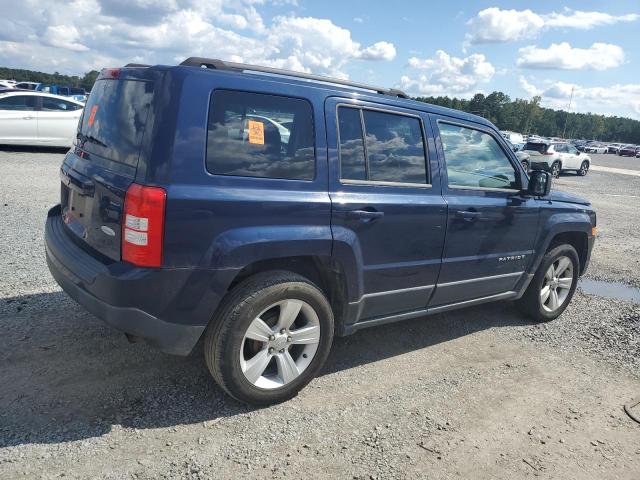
[578,161,589,176]
[517,244,579,322]
[204,271,334,405]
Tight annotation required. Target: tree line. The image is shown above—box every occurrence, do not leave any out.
[415,92,640,144]
[0,67,99,92]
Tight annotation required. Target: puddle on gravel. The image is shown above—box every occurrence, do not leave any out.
[579,279,640,304]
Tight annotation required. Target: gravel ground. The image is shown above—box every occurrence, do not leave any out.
[1,149,639,479]
[588,152,640,171]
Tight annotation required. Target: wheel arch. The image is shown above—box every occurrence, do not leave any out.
[224,255,352,336]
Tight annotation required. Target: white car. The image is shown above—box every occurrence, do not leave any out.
[522,141,591,177]
[0,91,84,147]
[583,143,607,154]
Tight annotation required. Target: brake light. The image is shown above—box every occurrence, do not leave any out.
[100,68,120,80]
[122,183,166,267]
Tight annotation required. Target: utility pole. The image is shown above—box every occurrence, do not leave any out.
[562,86,575,139]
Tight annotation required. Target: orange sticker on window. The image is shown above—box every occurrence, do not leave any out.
[88,105,98,127]
[247,120,265,145]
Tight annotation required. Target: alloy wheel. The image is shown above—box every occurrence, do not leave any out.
[240,299,321,389]
[580,162,589,176]
[540,256,573,313]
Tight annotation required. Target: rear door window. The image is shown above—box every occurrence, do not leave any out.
[42,97,82,111]
[338,106,428,184]
[206,90,315,180]
[0,95,36,111]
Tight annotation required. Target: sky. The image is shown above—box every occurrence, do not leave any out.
[1,0,639,119]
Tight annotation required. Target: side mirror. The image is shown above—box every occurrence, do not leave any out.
[527,170,552,197]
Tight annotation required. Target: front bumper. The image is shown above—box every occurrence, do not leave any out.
[45,205,219,355]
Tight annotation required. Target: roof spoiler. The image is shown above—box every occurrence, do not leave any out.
[179,57,409,99]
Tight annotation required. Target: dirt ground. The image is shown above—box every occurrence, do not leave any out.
[0,150,639,479]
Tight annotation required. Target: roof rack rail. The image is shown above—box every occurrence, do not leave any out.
[179,57,408,99]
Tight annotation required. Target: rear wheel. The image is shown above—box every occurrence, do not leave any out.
[517,244,579,322]
[551,161,561,178]
[521,160,530,172]
[204,271,334,405]
[578,161,589,176]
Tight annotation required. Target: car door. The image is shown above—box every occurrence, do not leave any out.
[326,98,447,323]
[564,145,581,168]
[429,115,539,307]
[36,96,83,146]
[0,95,38,144]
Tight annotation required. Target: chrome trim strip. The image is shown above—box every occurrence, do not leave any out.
[436,271,523,288]
[349,290,519,333]
[427,291,517,314]
[361,284,435,299]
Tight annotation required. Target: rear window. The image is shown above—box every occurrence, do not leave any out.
[78,79,153,166]
[206,90,315,180]
[523,142,548,153]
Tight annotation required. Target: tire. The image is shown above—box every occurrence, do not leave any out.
[204,270,334,405]
[521,160,529,173]
[551,161,561,178]
[516,244,579,322]
[578,161,589,176]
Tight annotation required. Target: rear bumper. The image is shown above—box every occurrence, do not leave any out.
[530,161,551,171]
[45,205,221,355]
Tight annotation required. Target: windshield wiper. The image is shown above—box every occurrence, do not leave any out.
[78,133,108,148]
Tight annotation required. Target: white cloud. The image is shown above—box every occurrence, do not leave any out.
[401,50,495,97]
[466,8,544,44]
[545,11,639,29]
[358,41,396,61]
[0,1,396,78]
[466,7,639,44]
[43,25,89,52]
[520,77,640,119]
[517,42,625,70]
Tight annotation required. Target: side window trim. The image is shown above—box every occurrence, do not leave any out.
[336,103,431,188]
[436,118,521,193]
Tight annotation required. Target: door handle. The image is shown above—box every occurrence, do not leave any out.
[22,116,34,120]
[455,210,481,221]
[345,209,384,222]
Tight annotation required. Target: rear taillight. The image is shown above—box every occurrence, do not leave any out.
[122,183,166,267]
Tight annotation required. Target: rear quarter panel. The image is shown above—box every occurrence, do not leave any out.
[157,69,333,283]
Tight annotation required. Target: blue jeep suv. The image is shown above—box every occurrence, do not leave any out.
[45,58,596,405]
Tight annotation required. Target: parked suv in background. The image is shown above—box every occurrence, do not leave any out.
[522,141,591,177]
[45,59,596,405]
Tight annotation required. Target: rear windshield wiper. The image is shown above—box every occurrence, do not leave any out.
[78,133,108,148]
